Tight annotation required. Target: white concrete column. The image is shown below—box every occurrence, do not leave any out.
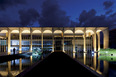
[83,29,86,52]
[91,36,93,51]
[73,29,75,58]
[3,39,5,52]
[62,29,64,52]
[30,28,32,52]
[4,39,6,52]
[52,29,54,52]
[0,39,1,52]
[73,29,75,53]
[94,29,97,51]
[8,29,11,55]
[41,28,43,52]
[97,32,100,51]
[19,28,22,53]
[103,29,109,49]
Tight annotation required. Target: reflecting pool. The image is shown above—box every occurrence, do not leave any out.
[0,52,50,77]
[1,51,116,77]
[68,52,116,77]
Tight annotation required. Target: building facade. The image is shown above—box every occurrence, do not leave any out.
[0,27,109,54]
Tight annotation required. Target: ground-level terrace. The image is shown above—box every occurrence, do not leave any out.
[0,27,109,55]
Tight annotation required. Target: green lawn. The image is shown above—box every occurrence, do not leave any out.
[98,48,116,61]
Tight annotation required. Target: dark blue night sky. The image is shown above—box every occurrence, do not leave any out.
[0,0,116,29]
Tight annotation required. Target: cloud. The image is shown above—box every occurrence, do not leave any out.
[0,14,19,27]
[18,8,40,26]
[78,9,116,27]
[105,9,113,14]
[79,9,96,26]
[70,21,79,27]
[108,13,116,24]
[103,1,114,9]
[38,0,70,27]
[0,0,26,10]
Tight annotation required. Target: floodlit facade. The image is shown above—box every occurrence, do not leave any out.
[0,27,109,54]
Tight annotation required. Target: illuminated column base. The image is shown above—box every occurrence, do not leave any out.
[62,34,65,52]
[41,29,43,52]
[52,30,54,52]
[73,52,76,58]
[62,39,65,52]
[83,29,86,53]
[30,28,32,52]
[19,49,22,54]
[52,40,54,53]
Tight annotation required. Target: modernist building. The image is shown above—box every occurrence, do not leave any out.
[0,27,109,54]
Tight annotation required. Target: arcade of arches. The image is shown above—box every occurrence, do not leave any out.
[0,27,109,55]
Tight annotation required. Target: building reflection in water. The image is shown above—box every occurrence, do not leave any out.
[30,56,32,65]
[19,58,22,73]
[103,61,109,77]
[0,52,46,77]
[0,51,111,77]
[73,52,110,77]
[93,53,96,70]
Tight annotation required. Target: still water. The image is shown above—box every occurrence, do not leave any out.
[0,52,116,77]
[68,52,116,77]
[0,52,50,77]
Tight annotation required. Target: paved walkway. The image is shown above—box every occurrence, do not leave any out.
[17,52,102,77]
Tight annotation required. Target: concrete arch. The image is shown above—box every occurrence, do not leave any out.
[0,30,8,33]
[75,30,84,34]
[64,30,73,34]
[22,30,30,33]
[11,30,19,33]
[33,30,41,33]
[96,30,101,33]
[86,30,94,34]
[54,30,62,33]
[43,30,52,33]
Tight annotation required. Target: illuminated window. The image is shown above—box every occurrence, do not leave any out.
[54,30,62,33]
[22,41,30,45]
[11,30,19,33]
[22,30,30,33]
[43,30,52,33]
[86,30,94,34]
[75,30,83,34]
[64,30,73,34]
[33,30,41,33]
[0,30,8,33]
[11,40,19,45]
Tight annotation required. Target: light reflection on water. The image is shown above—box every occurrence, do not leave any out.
[67,52,116,77]
[0,52,50,77]
[1,51,116,77]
